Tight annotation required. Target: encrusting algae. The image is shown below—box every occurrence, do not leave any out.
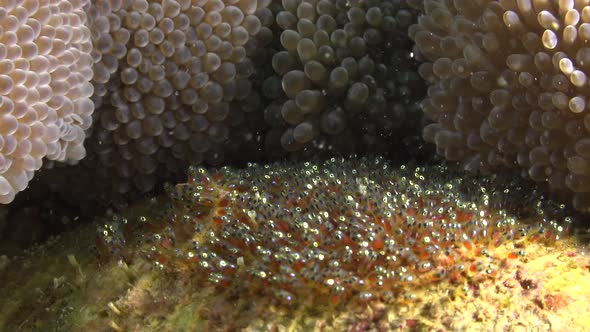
[99,156,573,307]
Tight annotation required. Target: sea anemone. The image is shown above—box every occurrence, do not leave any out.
[408,0,590,211]
[8,0,429,210]
[84,0,272,194]
[263,0,425,156]
[0,0,94,203]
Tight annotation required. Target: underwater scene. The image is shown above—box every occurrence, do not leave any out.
[0,0,590,331]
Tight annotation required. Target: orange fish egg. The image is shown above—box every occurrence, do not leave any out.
[101,157,573,306]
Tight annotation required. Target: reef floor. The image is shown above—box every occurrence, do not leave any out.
[1,162,589,332]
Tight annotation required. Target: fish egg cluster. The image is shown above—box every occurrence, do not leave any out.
[408,0,590,211]
[84,0,271,194]
[100,157,570,305]
[263,0,425,155]
[0,0,94,203]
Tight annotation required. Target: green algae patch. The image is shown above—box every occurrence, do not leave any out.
[0,225,97,330]
[0,201,154,331]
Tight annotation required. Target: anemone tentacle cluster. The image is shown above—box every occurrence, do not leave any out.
[82,0,273,194]
[408,0,590,211]
[263,0,425,156]
[82,0,428,197]
[6,0,429,208]
[0,0,94,203]
[100,157,570,305]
